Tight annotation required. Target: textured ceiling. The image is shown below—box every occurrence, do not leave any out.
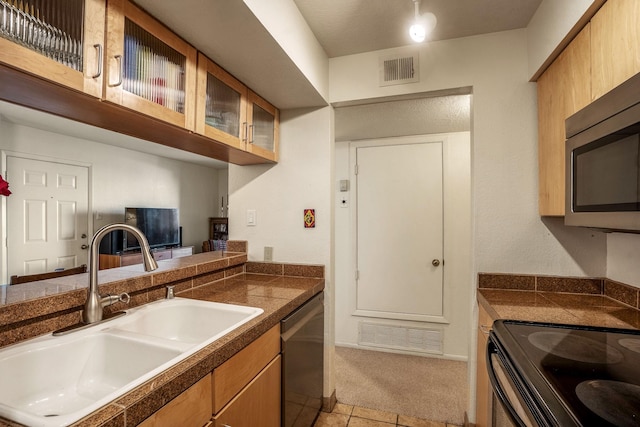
[293,0,543,57]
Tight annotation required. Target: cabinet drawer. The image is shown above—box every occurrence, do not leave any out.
[212,325,280,413]
[138,375,212,427]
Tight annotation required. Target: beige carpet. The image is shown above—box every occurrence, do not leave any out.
[334,346,468,425]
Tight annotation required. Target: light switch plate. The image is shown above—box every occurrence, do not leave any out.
[246,209,257,226]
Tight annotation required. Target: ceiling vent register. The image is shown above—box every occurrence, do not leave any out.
[379,51,420,87]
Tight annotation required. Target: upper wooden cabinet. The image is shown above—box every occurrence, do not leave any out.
[196,54,247,150]
[591,0,640,100]
[196,54,279,162]
[537,0,640,216]
[537,25,591,216]
[0,0,277,165]
[0,0,105,98]
[104,0,197,130]
[247,90,279,162]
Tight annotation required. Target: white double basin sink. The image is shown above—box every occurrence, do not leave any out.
[0,298,263,427]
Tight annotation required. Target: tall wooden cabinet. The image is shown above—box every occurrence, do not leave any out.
[591,0,640,100]
[537,25,591,216]
[538,0,640,216]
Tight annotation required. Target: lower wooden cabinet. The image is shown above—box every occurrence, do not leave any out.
[475,304,495,427]
[213,355,281,427]
[138,325,281,427]
[138,376,212,427]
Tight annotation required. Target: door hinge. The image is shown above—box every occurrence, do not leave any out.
[354,164,359,175]
[355,270,359,280]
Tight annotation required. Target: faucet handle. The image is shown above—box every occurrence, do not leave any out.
[101,292,131,307]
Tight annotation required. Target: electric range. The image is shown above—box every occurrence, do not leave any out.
[488,320,640,426]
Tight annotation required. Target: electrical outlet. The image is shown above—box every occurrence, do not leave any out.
[264,246,273,262]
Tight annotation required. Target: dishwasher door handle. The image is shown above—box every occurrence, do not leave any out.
[281,302,324,344]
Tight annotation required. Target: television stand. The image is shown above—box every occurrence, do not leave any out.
[99,246,194,270]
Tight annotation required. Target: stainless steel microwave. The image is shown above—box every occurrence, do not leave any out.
[565,72,640,232]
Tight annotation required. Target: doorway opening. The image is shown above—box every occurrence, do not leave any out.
[333,91,472,423]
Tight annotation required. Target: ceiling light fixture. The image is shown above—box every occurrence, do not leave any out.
[409,0,436,43]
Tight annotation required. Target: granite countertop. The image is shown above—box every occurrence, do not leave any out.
[0,269,324,427]
[478,288,640,330]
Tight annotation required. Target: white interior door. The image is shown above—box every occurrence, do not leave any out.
[6,156,90,277]
[355,140,443,319]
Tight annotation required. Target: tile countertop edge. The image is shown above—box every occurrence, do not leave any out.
[477,288,640,330]
[0,271,325,426]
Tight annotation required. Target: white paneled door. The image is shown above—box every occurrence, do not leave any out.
[354,140,444,320]
[7,156,89,277]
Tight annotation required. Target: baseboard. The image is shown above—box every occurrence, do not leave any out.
[322,389,337,413]
[335,341,469,362]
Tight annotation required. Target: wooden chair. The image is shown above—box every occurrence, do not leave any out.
[10,264,88,285]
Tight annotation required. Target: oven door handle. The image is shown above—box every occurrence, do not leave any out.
[486,339,529,427]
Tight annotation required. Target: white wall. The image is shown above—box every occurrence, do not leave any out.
[243,0,329,102]
[0,120,219,254]
[607,233,640,287]
[228,107,333,264]
[330,30,606,279]
[527,0,598,79]
[227,106,335,396]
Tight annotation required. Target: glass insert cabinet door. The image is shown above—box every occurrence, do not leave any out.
[196,53,248,150]
[0,0,105,97]
[247,91,279,162]
[104,0,197,130]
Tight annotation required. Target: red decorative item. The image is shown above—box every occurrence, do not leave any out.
[0,176,10,197]
[303,209,315,228]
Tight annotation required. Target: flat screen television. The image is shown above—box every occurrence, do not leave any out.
[124,207,180,251]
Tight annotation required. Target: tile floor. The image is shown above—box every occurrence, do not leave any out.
[313,403,463,427]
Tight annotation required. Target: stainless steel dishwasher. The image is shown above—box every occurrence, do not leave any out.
[281,292,324,427]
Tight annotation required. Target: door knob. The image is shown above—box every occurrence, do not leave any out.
[81,244,89,250]
[432,259,441,267]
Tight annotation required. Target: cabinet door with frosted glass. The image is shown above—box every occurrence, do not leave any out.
[104,0,196,130]
[196,53,247,150]
[0,0,105,97]
[246,90,279,162]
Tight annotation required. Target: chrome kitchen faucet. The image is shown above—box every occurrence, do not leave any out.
[83,223,158,324]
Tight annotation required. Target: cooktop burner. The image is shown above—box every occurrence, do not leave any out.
[620,338,640,354]
[575,380,640,427]
[528,331,624,364]
[492,321,640,427]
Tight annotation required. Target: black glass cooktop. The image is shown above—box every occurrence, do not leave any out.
[493,320,640,427]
